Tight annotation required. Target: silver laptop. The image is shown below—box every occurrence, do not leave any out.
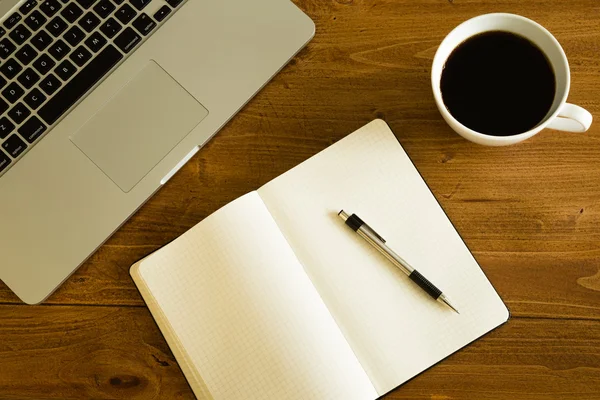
[0,0,314,304]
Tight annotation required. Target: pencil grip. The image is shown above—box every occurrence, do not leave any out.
[409,270,442,300]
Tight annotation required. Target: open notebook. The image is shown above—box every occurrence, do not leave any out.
[131,120,509,400]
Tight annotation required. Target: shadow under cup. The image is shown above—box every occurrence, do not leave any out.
[432,14,571,143]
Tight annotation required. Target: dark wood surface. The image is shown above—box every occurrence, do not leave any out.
[2,0,600,399]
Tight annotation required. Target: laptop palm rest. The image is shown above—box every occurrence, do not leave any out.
[71,60,208,193]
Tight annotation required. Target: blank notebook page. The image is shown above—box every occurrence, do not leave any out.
[258,120,509,395]
[136,192,377,400]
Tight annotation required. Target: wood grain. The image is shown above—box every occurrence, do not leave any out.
[1,0,600,398]
[0,306,193,400]
[0,307,598,399]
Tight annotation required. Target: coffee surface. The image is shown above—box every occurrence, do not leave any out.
[441,31,556,136]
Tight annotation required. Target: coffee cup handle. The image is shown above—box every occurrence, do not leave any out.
[546,103,593,133]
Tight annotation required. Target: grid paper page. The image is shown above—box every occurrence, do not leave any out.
[137,191,377,400]
[132,259,214,400]
[258,120,509,395]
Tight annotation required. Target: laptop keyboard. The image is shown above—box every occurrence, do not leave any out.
[0,0,185,176]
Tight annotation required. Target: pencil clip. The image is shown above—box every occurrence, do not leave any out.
[363,223,386,243]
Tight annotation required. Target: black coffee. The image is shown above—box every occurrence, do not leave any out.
[441,31,556,136]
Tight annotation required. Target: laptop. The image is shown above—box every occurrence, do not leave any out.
[0,0,314,304]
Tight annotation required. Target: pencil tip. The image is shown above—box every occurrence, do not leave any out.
[440,296,459,314]
[447,303,459,314]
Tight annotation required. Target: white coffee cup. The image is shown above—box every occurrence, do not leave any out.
[432,13,593,146]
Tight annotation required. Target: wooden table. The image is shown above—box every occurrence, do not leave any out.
[2,0,600,399]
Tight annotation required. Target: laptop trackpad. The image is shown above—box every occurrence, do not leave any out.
[71,61,208,192]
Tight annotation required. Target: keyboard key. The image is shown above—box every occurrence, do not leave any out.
[113,0,124,4]
[93,0,115,18]
[8,102,31,124]
[61,2,83,23]
[132,13,155,36]
[18,116,46,143]
[76,0,98,9]
[25,10,48,31]
[48,39,70,60]
[0,27,6,38]
[78,12,100,32]
[84,31,106,52]
[130,0,151,11]
[20,0,39,15]
[0,76,6,89]
[39,73,61,95]
[69,45,91,66]
[17,68,40,89]
[46,16,68,36]
[24,87,47,109]
[40,0,62,17]
[63,25,85,46]
[2,82,25,103]
[39,44,122,124]
[33,53,55,74]
[0,116,14,138]
[2,134,27,157]
[4,13,22,30]
[153,5,170,22]
[165,0,183,7]
[31,30,53,51]
[1,59,22,79]
[99,17,121,38]
[9,25,32,45]
[0,38,16,59]
[115,4,136,24]
[114,27,140,53]
[15,44,38,65]
[59,0,68,3]
[0,150,11,172]
[54,59,76,80]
